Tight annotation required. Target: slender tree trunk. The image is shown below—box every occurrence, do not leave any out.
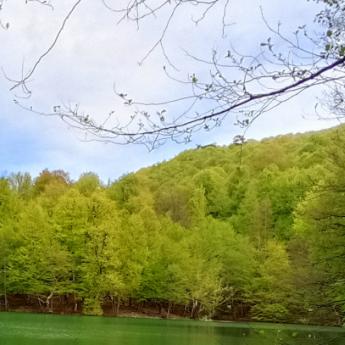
[183,304,188,317]
[3,260,8,311]
[111,296,115,313]
[167,302,171,318]
[116,296,120,315]
[47,292,54,312]
[191,299,198,319]
[4,294,8,311]
[73,293,78,312]
[72,273,78,312]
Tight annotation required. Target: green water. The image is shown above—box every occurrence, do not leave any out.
[0,312,344,345]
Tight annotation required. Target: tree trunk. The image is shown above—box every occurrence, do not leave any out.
[3,260,8,311]
[167,302,172,318]
[72,273,78,312]
[116,296,120,315]
[46,292,54,312]
[73,293,78,312]
[191,299,198,319]
[183,304,188,317]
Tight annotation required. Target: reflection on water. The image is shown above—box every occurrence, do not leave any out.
[0,312,344,345]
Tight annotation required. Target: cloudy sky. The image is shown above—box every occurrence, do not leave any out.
[0,0,340,182]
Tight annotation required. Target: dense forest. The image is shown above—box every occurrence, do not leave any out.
[1,125,345,325]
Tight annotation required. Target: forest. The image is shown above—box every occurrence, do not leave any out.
[1,124,345,326]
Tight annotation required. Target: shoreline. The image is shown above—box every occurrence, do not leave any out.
[1,308,344,330]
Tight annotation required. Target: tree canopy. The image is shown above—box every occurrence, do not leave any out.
[1,124,345,324]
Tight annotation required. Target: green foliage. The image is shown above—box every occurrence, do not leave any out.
[75,172,101,196]
[294,129,345,323]
[2,125,345,323]
[249,241,293,321]
[34,169,70,195]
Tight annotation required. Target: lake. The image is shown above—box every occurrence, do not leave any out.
[0,312,344,344]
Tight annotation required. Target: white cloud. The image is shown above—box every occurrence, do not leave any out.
[0,0,337,181]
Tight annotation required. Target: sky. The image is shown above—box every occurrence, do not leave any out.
[0,0,340,182]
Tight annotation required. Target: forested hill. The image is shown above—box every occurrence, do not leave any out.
[1,125,345,325]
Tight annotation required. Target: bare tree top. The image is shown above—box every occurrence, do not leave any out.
[1,0,345,150]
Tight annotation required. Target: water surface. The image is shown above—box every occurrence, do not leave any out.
[0,312,344,344]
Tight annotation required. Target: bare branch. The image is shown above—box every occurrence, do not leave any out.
[5,0,345,150]
[7,0,83,93]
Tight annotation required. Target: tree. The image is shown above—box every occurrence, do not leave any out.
[294,129,345,323]
[1,0,345,149]
[8,173,33,201]
[79,193,122,315]
[7,202,72,312]
[52,189,90,306]
[0,179,20,311]
[154,181,205,227]
[232,182,273,246]
[193,168,231,218]
[34,169,70,195]
[194,218,256,319]
[137,218,191,311]
[75,172,102,197]
[249,240,294,321]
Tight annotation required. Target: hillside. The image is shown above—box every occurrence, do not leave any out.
[1,125,345,325]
